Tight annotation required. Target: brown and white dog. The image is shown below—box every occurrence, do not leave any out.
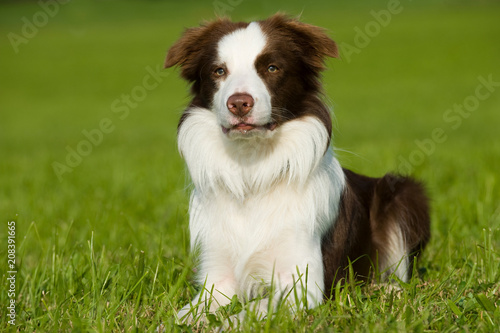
[165,14,430,320]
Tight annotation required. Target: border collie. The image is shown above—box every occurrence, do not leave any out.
[165,14,430,320]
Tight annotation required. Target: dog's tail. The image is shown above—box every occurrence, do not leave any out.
[370,174,431,282]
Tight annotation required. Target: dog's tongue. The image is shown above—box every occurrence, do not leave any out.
[235,123,256,131]
[222,122,277,134]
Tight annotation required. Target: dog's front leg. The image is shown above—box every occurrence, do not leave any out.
[242,243,325,320]
[273,253,325,312]
[177,260,238,323]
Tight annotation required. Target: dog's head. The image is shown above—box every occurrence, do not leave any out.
[165,14,338,140]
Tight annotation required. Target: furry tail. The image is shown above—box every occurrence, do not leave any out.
[371,174,431,281]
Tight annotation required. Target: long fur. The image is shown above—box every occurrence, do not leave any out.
[165,14,430,321]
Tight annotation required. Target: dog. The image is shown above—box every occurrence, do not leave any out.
[165,14,430,321]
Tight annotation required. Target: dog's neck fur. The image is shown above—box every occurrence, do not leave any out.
[178,108,340,199]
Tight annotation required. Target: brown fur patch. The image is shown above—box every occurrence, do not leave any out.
[256,14,338,144]
[322,169,430,296]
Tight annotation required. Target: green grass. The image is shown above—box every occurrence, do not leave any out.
[1,0,499,331]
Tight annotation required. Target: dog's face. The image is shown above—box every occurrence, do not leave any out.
[212,22,274,139]
[165,14,338,140]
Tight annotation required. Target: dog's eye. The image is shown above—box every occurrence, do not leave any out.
[267,65,279,73]
[215,68,226,76]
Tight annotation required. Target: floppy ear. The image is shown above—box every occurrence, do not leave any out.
[164,25,208,81]
[165,18,239,81]
[287,18,339,59]
[165,26,205,69]
[265,14,338,70]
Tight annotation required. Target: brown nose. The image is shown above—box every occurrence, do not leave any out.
[227,93,254,117]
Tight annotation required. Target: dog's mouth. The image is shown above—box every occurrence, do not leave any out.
[221,122,277,135]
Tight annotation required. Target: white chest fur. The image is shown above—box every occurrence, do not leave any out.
[177,107,345,306]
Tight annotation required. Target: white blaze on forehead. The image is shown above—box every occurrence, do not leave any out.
[216,22,267,72]
[213,21,272,133]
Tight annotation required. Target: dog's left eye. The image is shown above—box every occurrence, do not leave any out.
[267,65,279,73]
[215,68,226,76]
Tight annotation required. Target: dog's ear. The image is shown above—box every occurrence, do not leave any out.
[164,25,207,81]
[165,25,205,68]
[263,14,339,71]
[165,18,237,81]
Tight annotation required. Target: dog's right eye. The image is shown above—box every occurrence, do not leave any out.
[215,68,226,76]
[267,65,279,73]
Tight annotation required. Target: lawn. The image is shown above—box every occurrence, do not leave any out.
[1,0,499,331]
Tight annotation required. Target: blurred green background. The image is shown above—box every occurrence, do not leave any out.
[0,0,499,330]
[1,0,499,275]
[2,0,500,274]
